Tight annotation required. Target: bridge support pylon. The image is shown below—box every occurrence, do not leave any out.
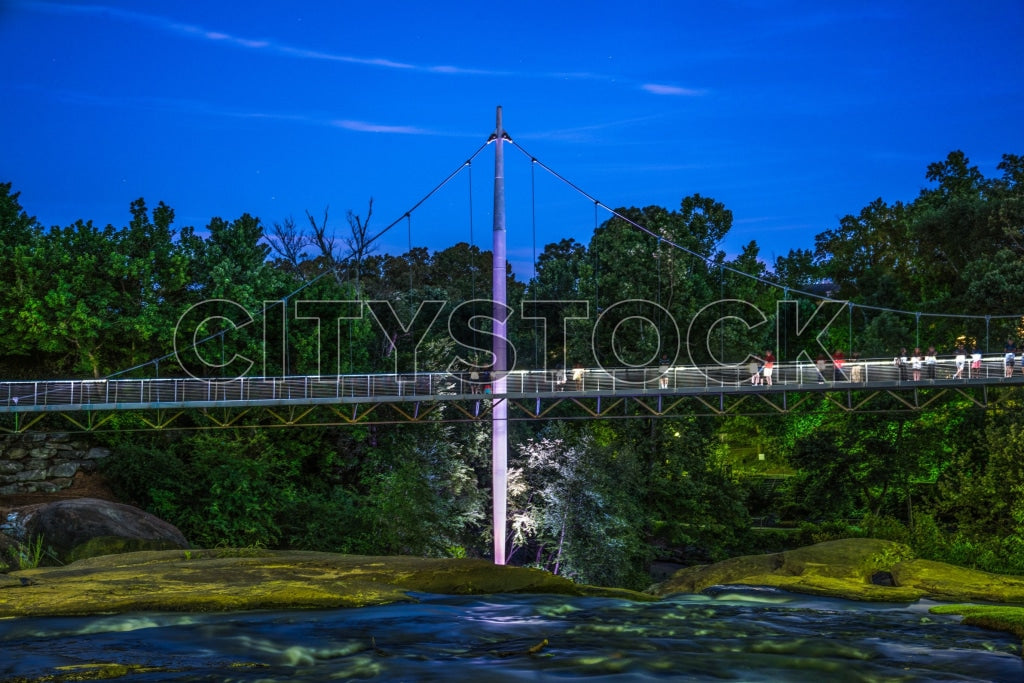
[492,106,508,565]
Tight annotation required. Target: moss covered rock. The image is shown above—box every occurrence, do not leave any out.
[652,538,922,601]
[930,604,1024,641]
[0,549,653,618]
[893,559,1024,603]
[653,538,1024,605]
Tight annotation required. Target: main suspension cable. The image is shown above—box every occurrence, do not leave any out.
[508,138,1024,322]
[109,138,493,379]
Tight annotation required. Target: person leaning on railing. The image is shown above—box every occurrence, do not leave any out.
[894,347,909,382]
[850,351,863,382]
[762,350,775,386]
[832,348,846,381]
[911,348,923,382]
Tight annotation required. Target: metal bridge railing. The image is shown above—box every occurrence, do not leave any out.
[0,356,1020,413]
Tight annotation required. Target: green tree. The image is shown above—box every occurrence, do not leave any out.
[108,199,204,371]
[587,196,730,368]
[771,248,821,290]
[0,183,44,370]
[509,423,650,587]
[784,409,940,527]
[22,220,122,376]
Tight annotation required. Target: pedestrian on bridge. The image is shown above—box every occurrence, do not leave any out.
[762,350,775,386]
[748,353,762,386]
[895,347,910,382]
[657,356,671,390]
[832,348,846,381]
[970,346,983,378]
[911,348,923,382]
[850,351,863,382]
[925,346,937,380]
[1004,338,1016,378]
[953,343,966,379]
[554,364,567,390]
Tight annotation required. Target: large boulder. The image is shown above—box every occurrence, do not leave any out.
[0,530,19,571]
[1,498,189,563]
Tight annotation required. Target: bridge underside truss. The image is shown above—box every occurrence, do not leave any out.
[0,384,1014,434]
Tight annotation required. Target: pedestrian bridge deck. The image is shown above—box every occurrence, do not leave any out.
[2,356,1019,415]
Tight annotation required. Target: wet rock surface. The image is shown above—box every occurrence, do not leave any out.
[0,549,651,618]
[651,537,1024,603]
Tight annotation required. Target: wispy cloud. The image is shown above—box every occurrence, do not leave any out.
[332,120,430,135]
[9,82,446,137]
[521,115,667,142]
[19,0,506,76]
[641,83,704,96]
[19,1,705,94]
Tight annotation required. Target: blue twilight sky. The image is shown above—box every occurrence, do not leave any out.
[1,0,1022,280]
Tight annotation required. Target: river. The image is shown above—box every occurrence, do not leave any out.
[1,587,1020,681]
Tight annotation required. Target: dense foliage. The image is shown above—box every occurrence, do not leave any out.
[2,149,1023,587]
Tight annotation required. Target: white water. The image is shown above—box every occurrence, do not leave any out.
[1,588,1020,681]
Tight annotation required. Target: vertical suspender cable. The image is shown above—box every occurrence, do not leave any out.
[849,302,854,356]
[468,161,475,248]
[657,237,662,336]
[468,161,478,351]
[783,287,789,361]
[593,201,600,311]
[406,213,413,290]
[531,159,538,284]
[406,213,414,321]
[720,264,725,362]
[531,158,539,366]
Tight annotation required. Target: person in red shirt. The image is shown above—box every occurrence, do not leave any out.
[762,350,775,386]
[832,348,845,381]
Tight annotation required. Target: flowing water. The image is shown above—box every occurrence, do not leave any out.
[0,587,1020,682]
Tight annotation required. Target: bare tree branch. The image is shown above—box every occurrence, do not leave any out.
[344,198,377,294]
[306,206,341,283]
[268,216,310,278]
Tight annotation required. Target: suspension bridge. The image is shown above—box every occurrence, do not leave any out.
[1,356,1021,432]
[2,105,1019,431]
[4,107,1022,564]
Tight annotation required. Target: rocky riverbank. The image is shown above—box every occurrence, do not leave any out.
[649,537,1024,643]
[0,548,651,618]
[4,536,1024,616]
[650,537,1024,604]
[3,525,1024,646]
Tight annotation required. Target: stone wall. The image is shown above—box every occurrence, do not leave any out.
[0,434,110,495]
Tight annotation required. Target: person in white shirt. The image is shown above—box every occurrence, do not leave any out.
[953,343,966,379]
